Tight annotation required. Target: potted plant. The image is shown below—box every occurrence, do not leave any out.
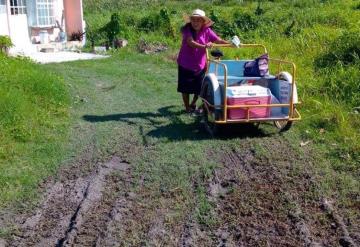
[0,35,13,55]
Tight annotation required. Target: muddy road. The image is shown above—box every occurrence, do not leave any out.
[2,127,359,247]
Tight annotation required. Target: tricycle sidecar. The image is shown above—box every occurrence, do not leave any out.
[200,44,301,136]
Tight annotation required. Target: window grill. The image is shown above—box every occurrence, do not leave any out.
[36,0,54,26]
[10,0,27,15]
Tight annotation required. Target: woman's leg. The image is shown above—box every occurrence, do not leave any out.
[190,68,206,110]
[182,93,191,111]
[190,95,198,109]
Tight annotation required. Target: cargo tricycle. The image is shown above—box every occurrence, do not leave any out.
[200,44,301,135]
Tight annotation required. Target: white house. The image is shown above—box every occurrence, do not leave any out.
[0,0,85,53]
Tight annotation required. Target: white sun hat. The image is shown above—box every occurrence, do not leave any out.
[184,9,214,27]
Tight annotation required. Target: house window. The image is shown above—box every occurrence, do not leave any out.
[36,0,54,26]
[0,0,6,14]
[10,0,27,15]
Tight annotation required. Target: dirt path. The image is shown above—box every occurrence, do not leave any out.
[1,54,359,246]
[190,138,360,247]
[205,140,326,246]
[6,153,132,247]
[1,130,359,246]
[1,127,359,247]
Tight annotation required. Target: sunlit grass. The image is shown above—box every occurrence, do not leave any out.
[0,55,70,208]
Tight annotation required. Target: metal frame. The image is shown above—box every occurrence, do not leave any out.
[202,43,301,125]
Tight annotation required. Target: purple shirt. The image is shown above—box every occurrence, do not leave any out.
[177,26,220,72]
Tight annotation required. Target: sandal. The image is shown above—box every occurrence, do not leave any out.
[184,107,194,114]
[190,108,203,117]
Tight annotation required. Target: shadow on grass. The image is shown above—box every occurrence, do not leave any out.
[82,105,271,141]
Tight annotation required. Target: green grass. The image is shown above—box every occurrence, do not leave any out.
[0,55,70,208]
[83,0,360,159]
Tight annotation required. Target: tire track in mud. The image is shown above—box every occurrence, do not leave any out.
[213,146,320,246]
[209,137,358,246]
[8,156,132,247]
[179,136,357,247]
[3,133,358,246]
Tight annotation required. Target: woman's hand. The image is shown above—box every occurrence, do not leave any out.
[205,42,213,49]
[186,38,214,49]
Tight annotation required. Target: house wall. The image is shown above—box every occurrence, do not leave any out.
[63,0,84,38]
[0,13,9,36]
[0,0,9,36]
[8,15,31,51]
[4,0,32,52]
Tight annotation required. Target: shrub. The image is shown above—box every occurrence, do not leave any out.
[86,12,136,48]
[214,20,237,38]
[316,31,360,67]
[320,65,360,107]
[138,8,175,38]
[100,13,122,47]
[210,10,237,38]
[255,1,265,16]
[233,12,259,32]
[86,21,106,48]
[159,8,175,38]
[0,35,13,54]
[315,31,360,106]
[138,13,159,32]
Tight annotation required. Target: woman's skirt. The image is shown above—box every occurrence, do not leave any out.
[177,65,206,95]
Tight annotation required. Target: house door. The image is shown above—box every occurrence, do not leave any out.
[8,0,31,51]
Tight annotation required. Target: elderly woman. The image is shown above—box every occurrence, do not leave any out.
[177,9,229,113]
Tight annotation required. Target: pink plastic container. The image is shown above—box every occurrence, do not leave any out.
[226,86,271,119]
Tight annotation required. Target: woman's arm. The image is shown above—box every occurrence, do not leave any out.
[214,39,230,45]
[186,37,212,49]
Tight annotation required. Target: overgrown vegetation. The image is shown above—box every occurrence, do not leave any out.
[315,31,360,106]
[0,35,13,54]
[0,55,70,207]
[86,7,176,49]
[82,0,360,158]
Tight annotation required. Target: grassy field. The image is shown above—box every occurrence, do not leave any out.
[83,0,360,209]
[83,0,360,159]
[0,0,359,244]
